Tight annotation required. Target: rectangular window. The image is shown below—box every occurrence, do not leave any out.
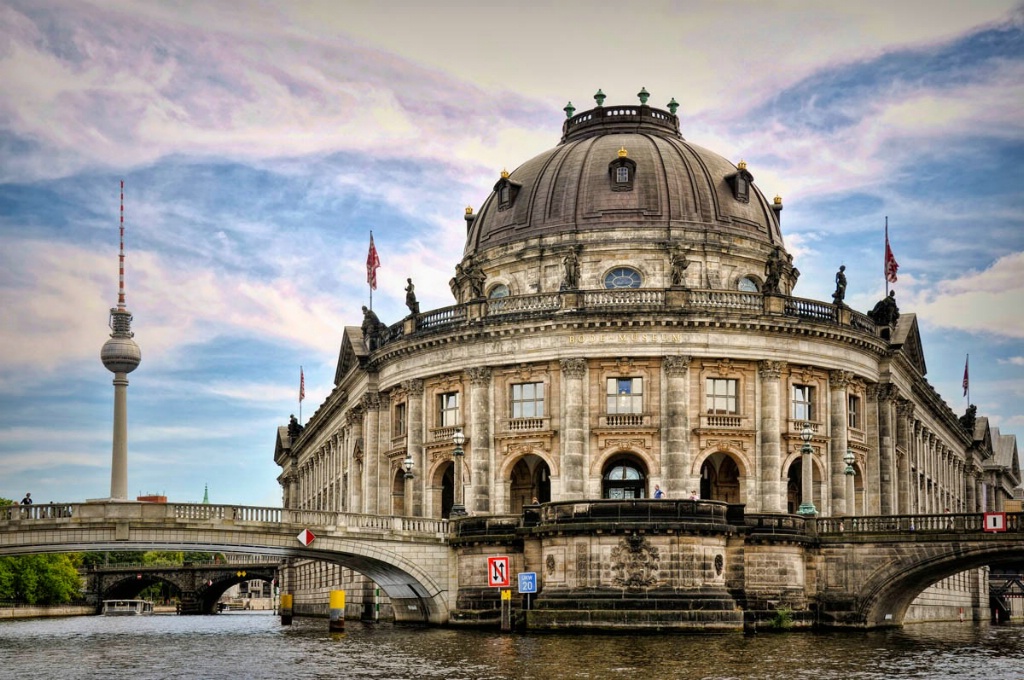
[606,377,643,414]
[512,382,545,418]
[792,384,816,421]
[438,392,459,427]
[394,403,407,436]
[848,395,861,430]
[616,166,629,183]
[705,378,738,414]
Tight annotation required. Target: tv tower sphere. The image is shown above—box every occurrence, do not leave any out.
[101,314,141,373]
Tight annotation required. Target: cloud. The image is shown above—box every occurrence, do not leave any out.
[907,251,1024,338]
[1000,356,1024,366]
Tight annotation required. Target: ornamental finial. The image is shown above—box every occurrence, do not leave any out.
[618,146,628,158]
[563,101,575,118]
[737,159,747,170]
[594,89,606,106]
[637,87,650,105]
[500,168,509,179]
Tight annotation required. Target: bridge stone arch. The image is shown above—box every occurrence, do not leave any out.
[818,537,1024,628]
[92,565,279,614]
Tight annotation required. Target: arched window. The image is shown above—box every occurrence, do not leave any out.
[602,459,646,499]
[738,277,759,292]
[604,267,642,289]
[488,283,510,298]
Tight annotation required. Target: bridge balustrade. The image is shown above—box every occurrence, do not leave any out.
[539,499,731,526]
[817,512,1024,535]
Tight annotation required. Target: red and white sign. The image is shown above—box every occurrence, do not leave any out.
[984,512,1006,533]
[487,556,510,588]
[297,528,317,546]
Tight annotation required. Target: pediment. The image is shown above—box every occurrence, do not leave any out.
[890,313,927,376]
[334,326,368,385]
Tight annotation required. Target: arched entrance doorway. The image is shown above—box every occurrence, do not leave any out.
[785,457,824,514]
[509,454,552,512]
[699,453,741,503]
[437,462,454,518]
[602,456,647,499]
[391,468,405,515]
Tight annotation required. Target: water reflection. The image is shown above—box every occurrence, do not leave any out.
[1,613,1023,679]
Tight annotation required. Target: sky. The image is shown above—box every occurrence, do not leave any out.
[1,0,1022,507]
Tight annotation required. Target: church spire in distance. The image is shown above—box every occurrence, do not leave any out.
[100,180,142,500]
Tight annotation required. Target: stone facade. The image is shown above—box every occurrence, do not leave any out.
[274,94,1019,628]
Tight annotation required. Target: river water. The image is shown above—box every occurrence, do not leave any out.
[2,612,1023,679]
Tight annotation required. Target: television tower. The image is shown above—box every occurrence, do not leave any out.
[99,181,141,500]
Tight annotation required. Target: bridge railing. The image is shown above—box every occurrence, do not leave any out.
[1,502,448,538]
[817,512,1024,535]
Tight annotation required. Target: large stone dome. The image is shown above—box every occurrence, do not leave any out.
[457,94,794,300]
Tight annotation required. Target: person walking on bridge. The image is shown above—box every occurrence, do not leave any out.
[20,492,32,505]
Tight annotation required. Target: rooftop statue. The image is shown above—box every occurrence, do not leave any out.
[832,265,847,306]
[405,278,419,315]
[868,290,900,327]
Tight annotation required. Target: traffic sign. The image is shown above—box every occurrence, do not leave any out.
[297,528,317,546]
[984,512,1006,533]
[487,556,511,587]
[518,571,537,594]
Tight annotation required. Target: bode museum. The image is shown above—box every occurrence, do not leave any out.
[273,90,1020,630]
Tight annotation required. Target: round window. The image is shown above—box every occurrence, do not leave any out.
[604,267,642,289]
[738,277,759,292]
[488,284,510,299]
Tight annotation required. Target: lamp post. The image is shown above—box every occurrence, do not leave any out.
[403,452,414,516]
[844,448,856,516]
[451,429,467,517]
[798,423,817,516]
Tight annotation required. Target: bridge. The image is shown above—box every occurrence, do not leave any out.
[84,558,281,614]
[3,501,1022,629]
[0,502,450,624]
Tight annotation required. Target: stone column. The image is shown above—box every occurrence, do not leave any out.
[403,379,425,516]
[896,400,914,515]
[864,384,882,514]
[876,385,897,515]
[363,392,381,516]
[346,406,364,512]
[758,360,785,513]
[560,358,587,499]
[664,355,693,497]
[829,370,852,515]
[468,367,492,513]
[376,393,392,514]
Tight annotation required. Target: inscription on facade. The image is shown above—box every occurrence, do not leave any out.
[567,331,685,344]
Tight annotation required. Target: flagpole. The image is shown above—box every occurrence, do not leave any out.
[964,354,970,405]
[884,216,889,297]
[299,365,304,423]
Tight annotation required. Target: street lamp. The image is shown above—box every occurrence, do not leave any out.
[403,453,414,479]
[450,429,468,517]
[798,423,817,516]
[844,448,856,516]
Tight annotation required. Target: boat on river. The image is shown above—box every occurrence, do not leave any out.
[101,599,154,615]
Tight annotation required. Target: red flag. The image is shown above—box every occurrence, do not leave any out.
[366,234,381,290]
[299,367,305,403]
[962,356,969,397]
[884,223,899,283]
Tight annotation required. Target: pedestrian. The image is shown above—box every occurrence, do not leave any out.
[653,485,664,499]
[690,489,699,500]
[21,492,32,505]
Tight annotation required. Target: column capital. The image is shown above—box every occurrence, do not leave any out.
[467,366,492,386]
[560,357,587,378]
[664,355,692,375]
[758,359,785,380]
[361,391,382,411]
[402,378,425,396]
[345,405,365,426]
[828,369,854,389]
[896,399,915,419]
